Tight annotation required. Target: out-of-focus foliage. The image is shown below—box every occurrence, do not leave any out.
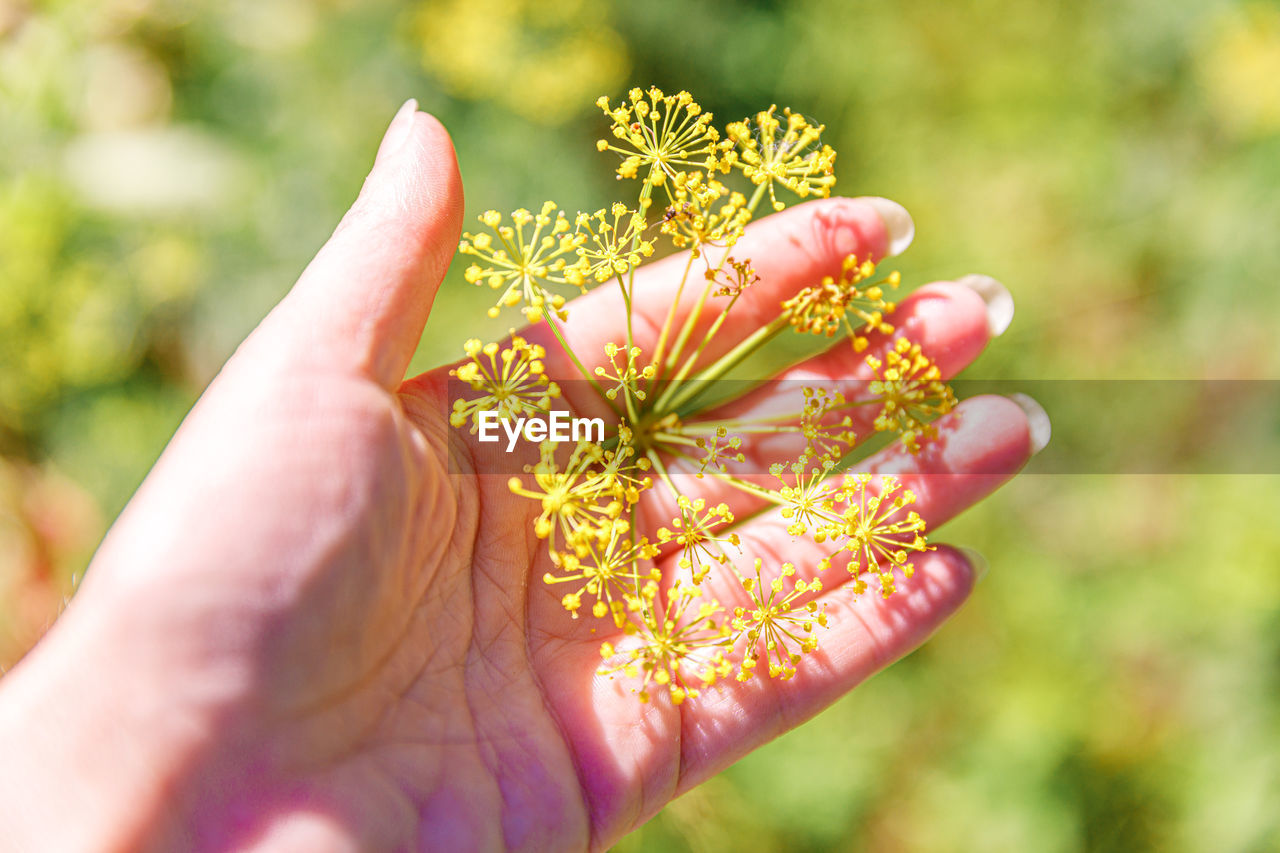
[1,0,1277,850]
[411,0,630,124]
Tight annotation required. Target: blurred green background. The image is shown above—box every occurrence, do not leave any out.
[2,0,1279,850]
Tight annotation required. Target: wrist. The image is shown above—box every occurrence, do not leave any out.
[0,586,205,852]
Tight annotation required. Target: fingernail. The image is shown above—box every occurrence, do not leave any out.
[956,274,1015,337]
[376,98,418,164]
[1008,392,1051,454]
[862,196,915,257]
[957,547,989,583]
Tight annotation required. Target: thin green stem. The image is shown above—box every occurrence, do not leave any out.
[651,432,703,447]
[646,449,681,501]
[543,313,619,416]
[618,272,634,351]
[662,270,716,374]
[676,421,802,434]
[667,291,743,390]
[650,251,696,383]
[666,449,781,503]
[662,312,792,415]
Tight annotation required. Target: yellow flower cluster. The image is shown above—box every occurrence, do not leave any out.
[507,442,629,551]
[659,172,751,256]
[656,496,739,583]
[448,86,961,706]
[838,474,930,597]
[595,342,655,404]
[458,202,587,321]
[725,106,837,212]
[783,254,899,348]
[599,581,733,704]
[734,559,828,681]
[545,519,659,622]
[694,426,745,478]
[768,463,932,592]
[575,203,654,282]
[866,338,958,453]
[596,87,723,186]
[449,335,559,430]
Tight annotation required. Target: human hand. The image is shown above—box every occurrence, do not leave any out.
[0,101,1043,852]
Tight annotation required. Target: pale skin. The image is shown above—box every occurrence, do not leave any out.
[0,104,1037,852]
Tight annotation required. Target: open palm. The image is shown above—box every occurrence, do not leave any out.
[0,105,1038,853]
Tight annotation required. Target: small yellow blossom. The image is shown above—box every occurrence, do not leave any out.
[659,171,752,255]
[726,106,836,211]
[656,496,739,584]
[694,426,745,478]
[865,337,957,453]
[574,203,654,283]
[771,458,842,538]
[458,201,588,321]
[597,87,724,184]
[709,257,760,298]
[599,581,732,704]
[594,342,656,403]
[449,335,560,431]
[508,442,625,554]
[783,254,899,347]
[837,474,931,596]
[732,559,828,681]
[798,386,857,464]
[545,519,660,622]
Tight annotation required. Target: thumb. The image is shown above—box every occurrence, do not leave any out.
[254,99,465,388]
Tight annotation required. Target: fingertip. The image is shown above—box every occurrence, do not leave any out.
[734,197,914,297]
[371,108,465,233]
[747,197,891,290]
[935,545,985,593]
[374,98,419,165]
[407,109,462,180]
[858,196,915,257]
[272,106,466,388]
[954,546,990,584]
[801,547,976,689]
[877,547,978,626]
[955,274,1014,337]
[890,548,979,646]
[951,394,1039,470]
[351,107,464,279]
[1007,392,1051,454]
[413,110,466,236]
[892,281,992,377]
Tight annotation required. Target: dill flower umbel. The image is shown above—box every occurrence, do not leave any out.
[733,559,828,680]
[449,335,559,430]
[659,171,752,255]
[599,581,732,704]
[656,496,739,584]
[545,519,660,621]
[458,202,587,320]
[836,474,931,596]
[596,87,724,186]
[865,337,958,452]
[507,442,626,553]
[575,203,655,282]
[449,85,971,706]
[783,254,899,348]
[725,105,837,211]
